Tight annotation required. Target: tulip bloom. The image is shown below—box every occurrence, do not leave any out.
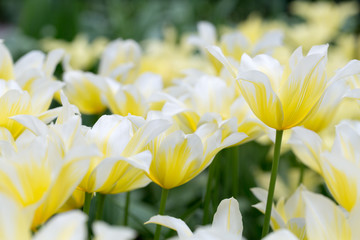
[252,186,306,239]
[0,192,88,240]
[290,121,360,211]
[79,114,170,194]
[146,197,243,240]
[0,94,99,228]
[208,44,360,130]
[144,121,247,190]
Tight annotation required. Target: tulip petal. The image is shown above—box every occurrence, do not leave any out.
[33,210,87,240]
[289,127,323,174]
[303,191,351,240]
[262,229,299,240]
[212,197,243,236]
[237,70,284,129]
[206,46,238,78]
[145,215,193,239]
[93,221,137,240]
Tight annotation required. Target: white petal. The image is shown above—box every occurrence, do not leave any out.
[206,46,237,78]
[0,193,31,240]
[93,221,136,240]
[329,59,360,84]
[262,229,299,240]
[44,49,65,76]
[303,191,351,240]
[212,197,243,236]
[145,215,193,239]
[288,127,323,174]
[33,210,87,240]
[11,115,49,136]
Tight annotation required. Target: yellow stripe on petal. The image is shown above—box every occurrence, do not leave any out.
[237,70,284,130]
[0,43,14,81]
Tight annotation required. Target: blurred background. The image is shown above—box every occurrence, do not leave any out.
[0,0,359,239]
[1,0,358,59]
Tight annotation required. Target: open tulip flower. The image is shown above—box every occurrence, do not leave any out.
[79,114,170,194]
[146,197,243,240]
[208,44,360,130]
[98,39,142,84]
[144,120,247,190]
[290,121,360,212]
[0,192,88,240]
[252,186,306,239]
[0,43,65,137]
[0,93,99,228]
[300,190,359,240]
[187,21,283,74]
[0,192,137,240]
[154,73,267,140]
[97,73,163,117]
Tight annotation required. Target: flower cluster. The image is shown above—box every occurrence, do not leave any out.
[0,1,360,239]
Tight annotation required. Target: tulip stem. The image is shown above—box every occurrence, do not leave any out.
[123,191,131,226]
[202,159,217,225]
[95,193,106,220]
[154,188,169,240]
[298,162,305,186]
[231,146,239,198]
[83,192,93,216]
[261,130,283,237]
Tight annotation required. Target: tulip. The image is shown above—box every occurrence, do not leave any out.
[252,186,306,239]
[93,221,136,240]
[146,197,243,240]
[208,44,360,236]
[0,192,88,240]
[0,94,99,228]
[289,121,360,211]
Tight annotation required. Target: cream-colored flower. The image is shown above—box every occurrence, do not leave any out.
[252,186,306,240]
[146,197,243,240]
[93,221,136,240]
[42,34,108,70]
[143,121,246,189]
[0,94,99,228]
[79,114,170,194]
[209,44,360,130]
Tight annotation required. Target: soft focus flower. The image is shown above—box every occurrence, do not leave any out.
[0,192,87,240]
[62,71,107,115]
[263,229,299,240]
[286,1,357,51]
[99,39,142,84]
[290,121,360,211]
[154,73,266,140]
[252,186,306,239]
[42,34,108,70]
[187,20,283,74]
[0,94,99,227]
[98,73,163,117]
[141,28,214,86]
[302,190,358,240]
[146,197,243,240]
[0,43,65,137]
[93,221,137,240]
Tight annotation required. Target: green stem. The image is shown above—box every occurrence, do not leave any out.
[298,162,304,186]
[83,192,93,216]
[231,146,239,198]
[123,191,131,226]
[95,193,106,220]
[154,188,169,240]
[261,130,284,238]
[202,159,216,225]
